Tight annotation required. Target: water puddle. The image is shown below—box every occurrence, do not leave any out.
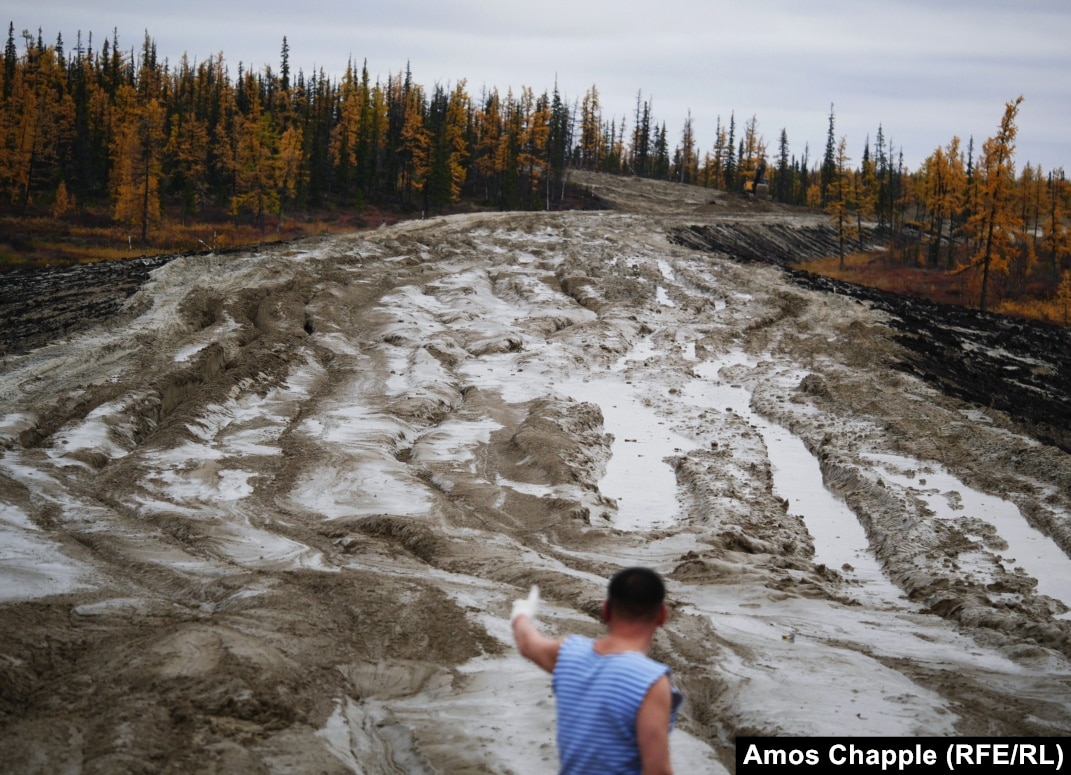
[685,353,911,608]
[866,453,1071,615]
[656,286,676,307]
[559,341,913,611]
[558,376,690,531]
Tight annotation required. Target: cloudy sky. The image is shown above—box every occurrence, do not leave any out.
[9,0,1070,171]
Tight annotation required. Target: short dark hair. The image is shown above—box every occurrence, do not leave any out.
[607,567,665,622]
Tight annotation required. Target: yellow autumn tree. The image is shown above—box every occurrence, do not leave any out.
[738,114,765,188]
[231,101,280,232]
[443,80,471,202]
[966,96,1024,312]
[527,90,552,206]
[166,112,209,222]
[853,139,878,252]
[329,61,361,192]
[397,85,428,207]
[110,84,166,242]
[918,137,966,267]
[1057,269,1071,326]
[51,179,71,217]
[3,34,71,209]
[275,124,305,230]
[826,136,857,268]
[578,85,601,170]
[473,88,501,201]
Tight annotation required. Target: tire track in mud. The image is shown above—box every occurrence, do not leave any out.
[1,193,1071,771]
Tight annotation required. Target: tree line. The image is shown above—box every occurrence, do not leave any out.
[0,26,574,234]
[820,98,1070,314]
[0,25,905,229]
[1,25,1068,317]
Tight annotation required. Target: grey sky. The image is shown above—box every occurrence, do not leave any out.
[8,0,1070,171]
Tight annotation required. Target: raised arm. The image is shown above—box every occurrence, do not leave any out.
[510,586,562,673]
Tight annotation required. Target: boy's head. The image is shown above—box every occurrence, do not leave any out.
[606,567,666,623]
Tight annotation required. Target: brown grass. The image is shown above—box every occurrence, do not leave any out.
[0,203,421,271]
[795,251,1067,327]
[0,183,603,272]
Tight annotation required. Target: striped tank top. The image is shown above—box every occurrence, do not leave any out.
[551,635,683,774]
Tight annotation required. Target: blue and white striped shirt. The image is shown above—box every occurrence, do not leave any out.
[552,635,683,774]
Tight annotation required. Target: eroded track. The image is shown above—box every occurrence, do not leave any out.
[2,178,1071,773]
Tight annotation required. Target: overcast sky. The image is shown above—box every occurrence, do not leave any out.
[8,0,1070,171]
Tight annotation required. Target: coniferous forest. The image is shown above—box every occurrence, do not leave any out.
[1,25,1069,323]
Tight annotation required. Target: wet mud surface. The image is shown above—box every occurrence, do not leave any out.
[1,172,1070,773]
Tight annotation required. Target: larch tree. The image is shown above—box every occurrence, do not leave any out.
[473,89,502,202]
[1008,162,1042,295]
[677,110,697,184]
[919,141,957,267]
[578,85,601,170]
[110,84,166,242]
[445,80,472,203]
[1042,169,1069,280]
[826,135,856,267]
[739,114,764,188]
[525,89,551,206]
[166,112,209,222]
[274,124,304,230]
[854,136,876,251]
[232,100,280,232]
[329,61,362,200]
[967,96,1024,313]
[941,137,968,268]
[397,84,428,208]
[1057,269,1071,326]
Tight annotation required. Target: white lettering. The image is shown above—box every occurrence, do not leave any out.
[743,744,763,765]
[829,744,846,765]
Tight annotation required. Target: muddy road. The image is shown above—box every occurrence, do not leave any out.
[2,172,1071,773]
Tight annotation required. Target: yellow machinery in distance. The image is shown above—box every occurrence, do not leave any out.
[741,158,770,200]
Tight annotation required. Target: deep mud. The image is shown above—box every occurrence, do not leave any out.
[2,171,1071,773]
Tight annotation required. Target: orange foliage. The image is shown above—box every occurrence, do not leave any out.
[797,251,1068,326]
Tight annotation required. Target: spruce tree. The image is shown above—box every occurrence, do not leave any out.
[775,128,790,202]
[820,103,836,204]
[3,23,16,99]
[725,112,736,191]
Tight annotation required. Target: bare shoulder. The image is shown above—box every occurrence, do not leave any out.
[636,675,673,774]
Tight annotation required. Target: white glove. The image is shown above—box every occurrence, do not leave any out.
[510,585,540,624]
